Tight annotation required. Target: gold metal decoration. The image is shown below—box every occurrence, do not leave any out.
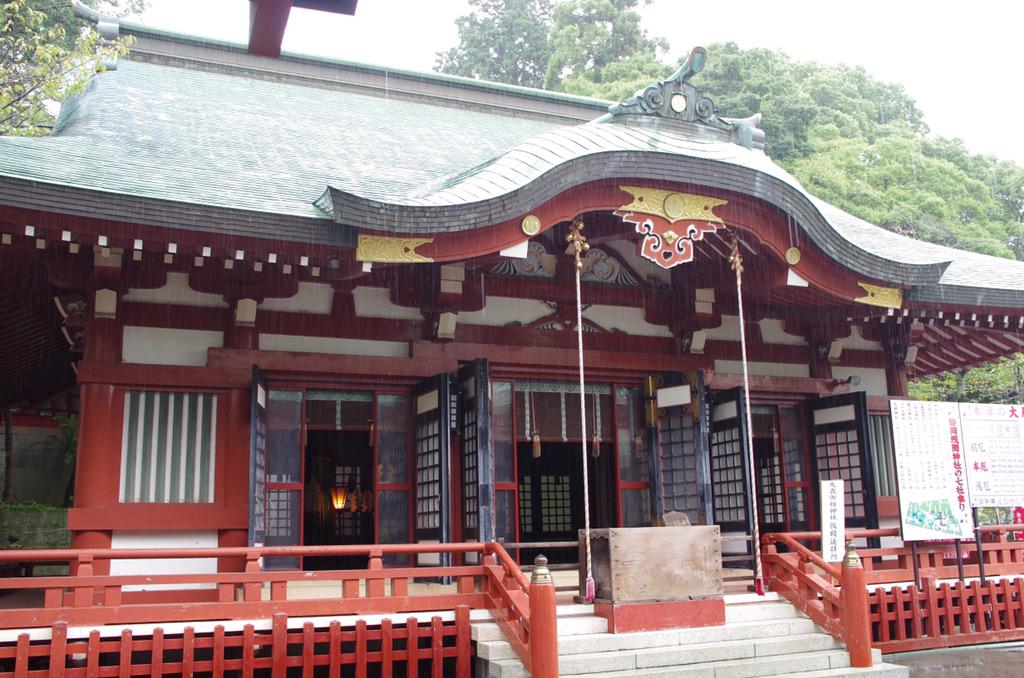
[566,218,590,270]
[521,214,542,236]
[356,235,434,263]
[785,247,801,265]
[854,282,903,309]
[615,186,727,269]
[617,186,727,224]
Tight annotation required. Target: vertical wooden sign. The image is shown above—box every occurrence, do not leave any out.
[820,479,845,562]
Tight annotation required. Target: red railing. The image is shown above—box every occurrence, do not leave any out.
[763,527,1024,655]
[0,542,559,677]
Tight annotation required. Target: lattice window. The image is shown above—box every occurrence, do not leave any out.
[758,452,784,525]
[518,479,533,533]
[266,489,297,538]
[710,425,746,523]
[120,390,217,503]
[659,410,700,521]
[539,475,572,533]
[815,428,865,519]
[462,401,479,530]
[415,417,441,529]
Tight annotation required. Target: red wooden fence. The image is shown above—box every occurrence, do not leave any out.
[763,527,1024,654]
[0,542,559,678]
[0,610,471,678]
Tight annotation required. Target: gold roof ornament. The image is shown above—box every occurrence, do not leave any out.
[854,282,903,309]
[356,235,434,263]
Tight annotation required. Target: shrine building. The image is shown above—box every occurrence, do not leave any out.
[3,19,1024,577]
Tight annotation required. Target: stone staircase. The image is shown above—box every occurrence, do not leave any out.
[473,593,909,677]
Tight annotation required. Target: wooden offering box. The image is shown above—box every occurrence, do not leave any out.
[581,526,725,632]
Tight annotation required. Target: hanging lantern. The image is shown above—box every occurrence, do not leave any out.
[633,432,645,461]
[531,431,542,458]
[329,487,348,511]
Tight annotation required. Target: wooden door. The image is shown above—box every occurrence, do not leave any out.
[457,359,495,542]
[412,374,453,559]
[808,392,879,529]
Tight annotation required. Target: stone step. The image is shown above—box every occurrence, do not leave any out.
[488,648,893,678]
[487,634,843,677]
[477,617,825,661]
[774,664,909,678]
[725,601,803,623]
[470,613,607,641]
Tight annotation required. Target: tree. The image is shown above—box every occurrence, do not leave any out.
[436,0,553,89]
[1,0,136,137]
[545,0,665,91]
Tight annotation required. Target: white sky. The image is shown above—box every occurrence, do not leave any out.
[135,0,1024,166]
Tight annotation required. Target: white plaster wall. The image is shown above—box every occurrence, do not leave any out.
[123,272,228,308]
[351,286,423,320]
[260,282,333,314]
[839,325,883,351]
[758,319,807,346]
[704,315,740,341]
[714,360,810,378]
[122,327,223,367]
[259,334,409,358]
[831,367,889,396]
[458,296,554,327]
[110,530,218,591]
[583,305,673,337]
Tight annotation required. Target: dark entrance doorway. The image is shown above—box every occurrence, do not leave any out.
[750,404,813,533]
[516,441,614,563]
[303,392,375,570]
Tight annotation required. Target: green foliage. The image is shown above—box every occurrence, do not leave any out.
[909,356,1024,404]
[1,0,134,136]
[0,500,65,512]
[436,0,553,88]
[558,50,670,101]
[697,42,1024,262]
[545,0,664,91]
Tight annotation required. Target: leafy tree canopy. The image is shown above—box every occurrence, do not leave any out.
[1,0,138,137]
[436,0,553,89]
[544,0,664,90]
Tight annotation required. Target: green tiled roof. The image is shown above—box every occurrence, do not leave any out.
[1,55,1023,306]
[0,59,560,219]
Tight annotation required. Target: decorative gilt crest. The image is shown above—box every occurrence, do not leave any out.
[614,186,728,270]
[854,282,903,309]
[607,46,765,150]
[356,235,434,263]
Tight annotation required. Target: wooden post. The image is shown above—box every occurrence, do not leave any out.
[839,544,873,668]
[3,407,13,502]
[528,555,559,678]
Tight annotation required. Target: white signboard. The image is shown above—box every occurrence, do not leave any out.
[958,403,1024,507]
[890,400,975,541]
[819,479,845,562]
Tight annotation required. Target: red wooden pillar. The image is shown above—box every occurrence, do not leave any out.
[219,388,251,571]
[528,555,559,678]
[840,545,873,667]
[71,380,121,574]
[882,323,910,398]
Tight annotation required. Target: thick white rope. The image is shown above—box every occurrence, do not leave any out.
[575,250,595,599]
[732,241,764,591]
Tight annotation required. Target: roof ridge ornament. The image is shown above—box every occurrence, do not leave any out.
[605,46,765,151]
[72,1,121,70]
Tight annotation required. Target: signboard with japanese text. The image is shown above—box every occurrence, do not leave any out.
[958,403,1024,508]
[819,479,845,562]
[890,400,975,541]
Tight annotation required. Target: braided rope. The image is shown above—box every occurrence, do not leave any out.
[731,236,764,592]
[571,220,595,600]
